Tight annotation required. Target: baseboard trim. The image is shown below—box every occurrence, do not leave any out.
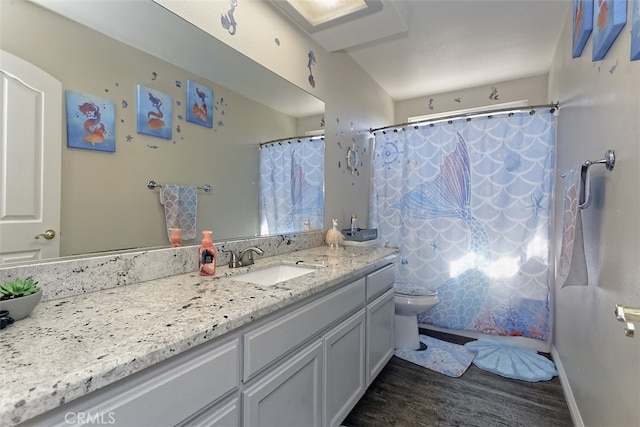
[551,345,583,427]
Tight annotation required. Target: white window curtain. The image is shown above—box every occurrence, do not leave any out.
[260,137,324,234]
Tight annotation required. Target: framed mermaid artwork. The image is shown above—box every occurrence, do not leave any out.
[65,90,116,152]
[185,80,214,128]
[592,0,628,61]
[136,85,172,139]
[632,0,640,60]
[572,0,593,58]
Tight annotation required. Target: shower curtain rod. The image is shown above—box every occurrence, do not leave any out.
[259,133,324,147]
[370,102,559,133]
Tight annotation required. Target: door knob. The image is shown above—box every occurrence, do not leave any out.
[35,229,56,240]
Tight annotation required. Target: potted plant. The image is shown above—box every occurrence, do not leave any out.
[0,278,43,321]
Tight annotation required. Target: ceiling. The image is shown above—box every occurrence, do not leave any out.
[275,0,572,101]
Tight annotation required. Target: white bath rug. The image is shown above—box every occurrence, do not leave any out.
[464,339,558,382]
[394,335,477,378]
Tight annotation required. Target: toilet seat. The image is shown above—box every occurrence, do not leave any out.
[394,282,437,297]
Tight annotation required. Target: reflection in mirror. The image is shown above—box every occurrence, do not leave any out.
[0,0,324,266]
[259,135,325,235]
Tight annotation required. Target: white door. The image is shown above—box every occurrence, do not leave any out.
[0,50,61,264]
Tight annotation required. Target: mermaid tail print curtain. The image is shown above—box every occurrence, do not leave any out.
[370,111,555,341]
[260,137,324,234]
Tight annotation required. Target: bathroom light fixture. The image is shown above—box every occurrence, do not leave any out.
[269,0,383,33]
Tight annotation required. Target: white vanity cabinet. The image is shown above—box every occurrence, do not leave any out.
[241,277,366,427]
[18,263,395,427]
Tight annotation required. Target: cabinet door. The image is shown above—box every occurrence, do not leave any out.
[323,309,366,427]
[366,288,395,386]
[243,340,323,427]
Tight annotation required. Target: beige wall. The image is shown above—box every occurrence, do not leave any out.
[548,2,640,426]
[395,74,549,123]
[1,0,298,256]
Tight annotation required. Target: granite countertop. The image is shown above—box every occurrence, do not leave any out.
[0,245,397,426]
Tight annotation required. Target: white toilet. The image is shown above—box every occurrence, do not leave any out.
[394,282,439,350]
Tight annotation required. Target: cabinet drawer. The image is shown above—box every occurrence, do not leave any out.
[366,264,394,301]
[179,397,240,427]
[23,339,240,427]
[243,278,366,381]
[104,339,239,426]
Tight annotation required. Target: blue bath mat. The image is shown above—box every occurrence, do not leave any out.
[394,335,477,377]
[464,339,558,382]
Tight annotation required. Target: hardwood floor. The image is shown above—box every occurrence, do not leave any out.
[343,330,573,427]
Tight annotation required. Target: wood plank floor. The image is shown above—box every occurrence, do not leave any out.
[342,330,573,427]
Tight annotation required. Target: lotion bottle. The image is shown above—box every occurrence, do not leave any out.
[199,230,217,276]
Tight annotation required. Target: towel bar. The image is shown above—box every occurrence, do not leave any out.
[147,180,212,193]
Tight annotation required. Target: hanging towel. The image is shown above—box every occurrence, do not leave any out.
[159,185,198,241]
[558,166,588,287]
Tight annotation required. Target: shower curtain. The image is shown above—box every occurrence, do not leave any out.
[260,137,324,234]
[370,111,555,341]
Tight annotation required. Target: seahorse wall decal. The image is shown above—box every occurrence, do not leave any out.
[146,92,165,130]
[394,133,491,330]
[221,0,238,35]
[78,101,106,144]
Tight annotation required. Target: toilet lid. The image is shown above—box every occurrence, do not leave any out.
[394,282,437,296]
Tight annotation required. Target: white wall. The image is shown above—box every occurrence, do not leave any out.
[395,74,549,123]
[548,2,640,426]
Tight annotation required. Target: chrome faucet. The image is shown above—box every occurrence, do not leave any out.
[239,246,264,266]
[223,247,264,268]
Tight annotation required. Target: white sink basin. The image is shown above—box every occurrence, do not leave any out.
[232,264,316,286]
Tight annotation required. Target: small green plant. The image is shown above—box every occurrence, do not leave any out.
[0,278,40,300]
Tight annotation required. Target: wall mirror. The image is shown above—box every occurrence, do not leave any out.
[0,0,325,266]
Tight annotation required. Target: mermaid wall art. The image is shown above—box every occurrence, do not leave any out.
[65,90,116,152]
[185,80,213,128]
[136,85,172,139]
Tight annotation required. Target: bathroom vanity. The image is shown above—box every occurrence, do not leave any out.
[0,245,397,426]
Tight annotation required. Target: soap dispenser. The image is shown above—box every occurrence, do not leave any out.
[199,231,217,276]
